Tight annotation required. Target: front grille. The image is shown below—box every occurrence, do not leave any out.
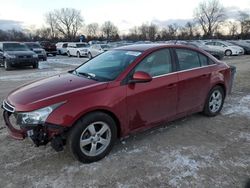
[2,100,15,113]
[18,55,32,58]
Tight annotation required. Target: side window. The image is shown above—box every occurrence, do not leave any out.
[176,49,200,70]
[206,42,213,45]
[135,49,172,77]
[199,53,209,66]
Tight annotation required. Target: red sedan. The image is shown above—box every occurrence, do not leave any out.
[2,44,232,163]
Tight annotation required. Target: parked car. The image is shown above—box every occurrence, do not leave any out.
[0,42,39,70]
[204,41,244,56]
[89,44,111,57]
[39,41,57,56]
[67,42,91,58]
[56,42,68,55]
[24,42,47,61]
[2,44,232,163]
[188,41,225,60]
[228,40,250,54]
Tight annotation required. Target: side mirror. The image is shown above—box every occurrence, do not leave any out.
[129,71,152,84]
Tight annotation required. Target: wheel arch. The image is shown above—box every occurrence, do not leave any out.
[72,109,122,138]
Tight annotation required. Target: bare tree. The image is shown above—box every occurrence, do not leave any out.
[101,21,118,40]
[139,24,149,40]
[148,23,158,41]
[87,23,99,37]
[238,11,250,36]
[227,21,238,37]
[46,8,83,40]
[45,12,58,39]
[194,0,225,37]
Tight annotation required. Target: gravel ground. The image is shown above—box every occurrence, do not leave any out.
[0,55,249,188]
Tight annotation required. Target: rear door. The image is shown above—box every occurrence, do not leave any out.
[175,48,212,114]
[126,48,178,130]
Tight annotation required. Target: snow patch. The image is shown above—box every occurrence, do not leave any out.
[0,70,63,81]
[222,95,250,118]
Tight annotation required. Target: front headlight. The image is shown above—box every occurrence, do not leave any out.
[6,54,16,58]
[16,102,64,125]
[33,54,38,58]
[80,49,88,52]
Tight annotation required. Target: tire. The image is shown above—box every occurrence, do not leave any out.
[67,51,71,57]
[88,52,92,59]
[53,53,56,56]
[4,60,11,71]
[43,57,47,61]
[67,112,117,163]
[225,50,232,56]
[33,62,39,69]
[203,86,225,117]
[77,51,81,58]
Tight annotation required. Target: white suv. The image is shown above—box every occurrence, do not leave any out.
[67,43,91,58]
[56,42,68,55]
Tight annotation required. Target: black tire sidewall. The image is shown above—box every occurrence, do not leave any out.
[4,60,10,70]
[68,112,117,163]
[203,86,225,116]
[88,52,92,59]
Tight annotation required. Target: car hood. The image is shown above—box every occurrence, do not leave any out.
[7,73,108,111]
[5,50,35,56]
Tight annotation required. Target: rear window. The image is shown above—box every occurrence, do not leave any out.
[176,49,200,70]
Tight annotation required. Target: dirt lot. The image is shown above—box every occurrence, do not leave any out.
[0,55,249,188]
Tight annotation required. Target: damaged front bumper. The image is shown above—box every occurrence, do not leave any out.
[2,101,67,151]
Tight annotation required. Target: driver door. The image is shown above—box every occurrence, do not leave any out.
[126,48,178,130]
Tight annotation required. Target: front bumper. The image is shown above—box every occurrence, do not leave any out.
[2,101,66,146]
[6,57,38,66]
[80,51,88,56]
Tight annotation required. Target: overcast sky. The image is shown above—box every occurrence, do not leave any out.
[0,0,250,32]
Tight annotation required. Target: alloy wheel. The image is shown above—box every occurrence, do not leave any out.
[79,121,111,157]
[209,90,223,113]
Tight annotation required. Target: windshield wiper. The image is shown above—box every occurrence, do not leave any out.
[73,70,99,81]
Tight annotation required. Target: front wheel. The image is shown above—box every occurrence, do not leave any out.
[77,51,81,58]
[67,112,117,163]
[203,86,225,116]
[33,62,39,69]
[88,52,92,59]
[225,50,232,56]
[4,60,11,71]
[67,51,71,57]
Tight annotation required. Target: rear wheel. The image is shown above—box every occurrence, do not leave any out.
[33,62,39,69]
[67,112,117,163]
[203,86,225,116]
[4,60,11,71]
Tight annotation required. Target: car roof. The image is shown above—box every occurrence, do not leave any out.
[115,43,197,52]
[0,41,21,44]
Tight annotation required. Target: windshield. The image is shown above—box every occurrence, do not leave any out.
[76,43,89,48]
[101,45,110,48]
[74,50,141,81]
[25,43,41,48]
[3,43,30,51]
[221,41,233,46]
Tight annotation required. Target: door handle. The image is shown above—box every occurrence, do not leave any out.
[166,83,177,89]
[201,74,209,78]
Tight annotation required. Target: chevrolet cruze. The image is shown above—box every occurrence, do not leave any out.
[2,44,232,163]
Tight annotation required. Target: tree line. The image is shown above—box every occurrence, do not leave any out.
[0,0,250,42]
